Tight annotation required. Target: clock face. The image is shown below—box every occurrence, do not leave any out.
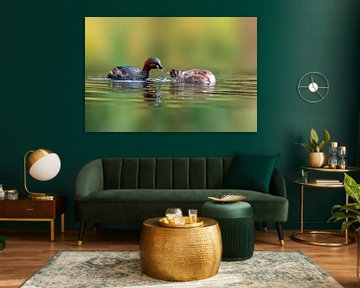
[297,72,329,103]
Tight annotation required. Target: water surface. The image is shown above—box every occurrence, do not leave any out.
[85,73,257,132]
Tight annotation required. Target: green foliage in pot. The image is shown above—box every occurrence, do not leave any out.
[329,173,360,233]
[296,128,331,152]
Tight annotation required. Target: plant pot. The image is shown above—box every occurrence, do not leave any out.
[308,152,328,168]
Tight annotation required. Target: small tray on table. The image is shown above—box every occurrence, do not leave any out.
[159,216,203,228]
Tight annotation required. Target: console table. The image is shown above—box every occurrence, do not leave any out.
[0,195,65,241]
[291,166,359,246]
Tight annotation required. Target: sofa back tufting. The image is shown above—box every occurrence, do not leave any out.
[102,157,233,190]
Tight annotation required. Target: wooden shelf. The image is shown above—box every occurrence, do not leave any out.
[301,166,360,173]
[294,180,343,188]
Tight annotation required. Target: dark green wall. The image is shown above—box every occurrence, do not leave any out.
[1,0,359,230]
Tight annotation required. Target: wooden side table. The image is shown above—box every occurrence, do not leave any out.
[0,195,66,241]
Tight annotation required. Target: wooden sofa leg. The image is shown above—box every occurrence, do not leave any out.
[276,222,285,246]
[78,222,86,246]
[262,222,268,232]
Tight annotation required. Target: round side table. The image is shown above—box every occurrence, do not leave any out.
[139,217,222,281]
[291,166,359,246]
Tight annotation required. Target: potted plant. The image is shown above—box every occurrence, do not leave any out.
[296,128,330,167]
[329,173,360,279]
[329,173,360,233]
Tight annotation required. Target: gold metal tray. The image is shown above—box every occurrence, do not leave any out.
[208,194,246,203]
[159,216,203,228]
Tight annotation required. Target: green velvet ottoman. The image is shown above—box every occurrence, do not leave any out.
[201,201,254,261]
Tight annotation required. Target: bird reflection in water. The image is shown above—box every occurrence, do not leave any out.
[108,78,215,107]
[109,80,163,107]
[168,82,215,99]
[143,83,163,107]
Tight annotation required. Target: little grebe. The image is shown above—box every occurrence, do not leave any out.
[170,69,216,84]
[107,56,163,80]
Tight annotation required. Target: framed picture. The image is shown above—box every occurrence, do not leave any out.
[85,17,257,132]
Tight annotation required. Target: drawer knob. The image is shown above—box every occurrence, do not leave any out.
[25,208,35,211]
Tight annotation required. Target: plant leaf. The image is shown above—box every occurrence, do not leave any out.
[308,137,316,152]
[329,211,357,221]
[308,137,318,152]
[344,173,360,204]
[323,129,330,144]
[317,140,325,152]
[295,142,312,152]
[341,220,358,234]
[310,128,319,144]
[331,203,360,215]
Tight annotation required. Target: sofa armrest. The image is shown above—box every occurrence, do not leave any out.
[75,159,104,199]
[269,168,287,198]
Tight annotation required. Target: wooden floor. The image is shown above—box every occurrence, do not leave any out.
[0,228,358,288]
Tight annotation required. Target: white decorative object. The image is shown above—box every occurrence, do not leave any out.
[0,184,4,199]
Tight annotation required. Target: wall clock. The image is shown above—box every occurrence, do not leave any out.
[297,72,329,103]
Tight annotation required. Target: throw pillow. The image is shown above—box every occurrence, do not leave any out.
[224,153,280,193]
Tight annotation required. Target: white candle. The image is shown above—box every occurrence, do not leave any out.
[339,146,346,153]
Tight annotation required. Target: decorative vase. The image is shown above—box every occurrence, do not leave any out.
[308,152,328,168]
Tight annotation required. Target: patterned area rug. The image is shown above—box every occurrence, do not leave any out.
[21,251,342,288]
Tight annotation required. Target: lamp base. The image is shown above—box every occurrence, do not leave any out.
[28,192,55,200]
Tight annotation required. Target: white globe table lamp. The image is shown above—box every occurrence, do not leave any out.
[24,149,61,199]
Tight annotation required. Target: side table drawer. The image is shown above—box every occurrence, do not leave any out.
[2,201,55,218]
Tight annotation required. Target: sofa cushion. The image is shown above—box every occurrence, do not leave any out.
[75,188,288,222]
[223,153,280,193]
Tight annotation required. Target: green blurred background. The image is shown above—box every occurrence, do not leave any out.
[85,17,257,76]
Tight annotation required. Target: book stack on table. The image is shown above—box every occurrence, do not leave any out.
[314,179,341,185]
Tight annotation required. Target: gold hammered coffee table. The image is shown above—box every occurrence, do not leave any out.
[139,217,222,281]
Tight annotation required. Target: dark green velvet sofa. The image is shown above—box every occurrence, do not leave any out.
[74,157,288,245]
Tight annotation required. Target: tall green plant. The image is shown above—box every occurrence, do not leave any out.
[329,173,360,233]
[296,128,330,152]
